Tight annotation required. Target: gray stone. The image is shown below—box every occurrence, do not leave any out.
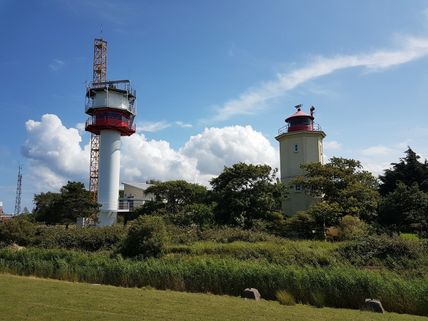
[242,288,261,300]
[361,299,385,313]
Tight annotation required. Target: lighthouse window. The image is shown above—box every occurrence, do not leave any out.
[294,144,299,153]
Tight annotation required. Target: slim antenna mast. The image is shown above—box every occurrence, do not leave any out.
[89,38,107,200]
[14,165,22,215]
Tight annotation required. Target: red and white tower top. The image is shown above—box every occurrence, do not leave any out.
[284,104,318,132]
[85,80,136,136]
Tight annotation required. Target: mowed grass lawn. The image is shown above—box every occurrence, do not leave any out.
[0,274,427,321]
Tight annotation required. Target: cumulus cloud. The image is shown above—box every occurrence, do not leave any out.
[22,115,279,191]
[22,114,89,190]
[181,125,278,178]
[212,36,428,121]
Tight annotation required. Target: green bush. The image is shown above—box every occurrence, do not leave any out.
[0,218,37,246]
[36,226,126,251]
[172,204,214,228]
[121,216,169,258]
[198,226,279,243]
[337,235,428,271]
[337,215,370,240]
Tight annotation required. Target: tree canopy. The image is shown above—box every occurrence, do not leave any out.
[210,162,286,228]
[292,157,380,223]
[33,181,99,226]
[379,147,428,195]
[143,180,208,214]
[378,182,428,233]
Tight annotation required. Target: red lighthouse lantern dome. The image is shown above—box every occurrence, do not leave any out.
[285,104,316,132]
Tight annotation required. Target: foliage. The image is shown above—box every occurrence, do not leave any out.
[121,216,169,258]
[210,162,287,228]
[144,180,208,214]
[1,248,428,316]
[292,157,380,222]
[337,215,370,240]
[33,181,99,226]
[275,290,296,306]
[172,203,214,228]
[379,147,428,195]
[378,182,428,233]
[282,212,317,239]
[0,216,37,246]
[337,235,428,271]
[36,225,126,251]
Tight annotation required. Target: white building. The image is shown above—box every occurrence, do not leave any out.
[119,182,155,211]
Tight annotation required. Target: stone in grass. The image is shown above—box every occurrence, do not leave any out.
[242,288,261,301]
[361,299,385,313]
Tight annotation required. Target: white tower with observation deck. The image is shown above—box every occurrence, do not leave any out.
[85,80,137,226]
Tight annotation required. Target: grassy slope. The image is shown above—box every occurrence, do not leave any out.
[0,274,426,321]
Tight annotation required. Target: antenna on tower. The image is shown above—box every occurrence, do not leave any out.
[295,104,302,111]
[14,165,22,216]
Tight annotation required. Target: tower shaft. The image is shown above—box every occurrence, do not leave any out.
[97,129,121,226]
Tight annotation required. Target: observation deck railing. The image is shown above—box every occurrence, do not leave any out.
[277,123,322,135]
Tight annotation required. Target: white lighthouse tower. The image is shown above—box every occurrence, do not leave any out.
[275,105,325,216]
[85,80,136,226]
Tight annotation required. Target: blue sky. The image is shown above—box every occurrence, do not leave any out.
[1,0,428,213]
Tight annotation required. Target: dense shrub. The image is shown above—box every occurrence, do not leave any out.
[337,215,370,240]
[121,216,169,258]
[338,235,428,271]
[172,203,214,228]
[198,226,279,243]
[36,226,126,251]
[0,218,37,246]
[0,220,126,251]
[0,248,427,316]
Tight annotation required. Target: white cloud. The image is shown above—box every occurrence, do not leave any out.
[137,120,171,132]
[22,115,278,191]
[175,121,192,128]
[324,140,341,151]
[22,114,89,190]
[181,125,278,178]
[212,36,428,121]
[361,145,395,156]
[49,59,65,72]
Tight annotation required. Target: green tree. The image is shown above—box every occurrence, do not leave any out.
[292,157,380,222]
[378,182,428,233]
[120,215,168,258]
[379,147,428,195]
[144,180,208,214]
[173,203,214,228]
[33,181,99,227]
[210,162,287,228]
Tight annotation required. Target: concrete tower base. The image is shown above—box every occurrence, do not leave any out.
[97,129,121,227]
[97,210,117,227]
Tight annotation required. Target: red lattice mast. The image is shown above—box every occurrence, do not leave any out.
[89,38,107,200]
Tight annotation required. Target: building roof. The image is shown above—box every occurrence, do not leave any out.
[122,182,154,190]
[285,109,314,122]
